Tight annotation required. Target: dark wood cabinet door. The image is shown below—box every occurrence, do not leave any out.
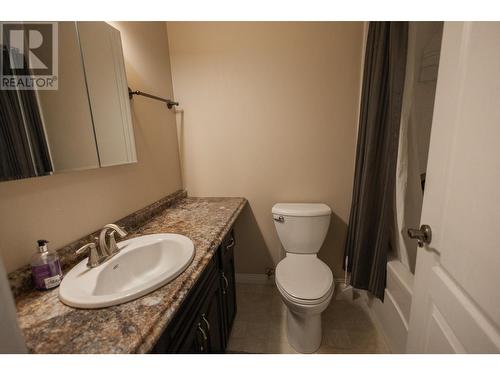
[202,277,225,353]
[220,231,237,347]
[175,269,224,353]
[152,256,218,354]
[222,254,237,334]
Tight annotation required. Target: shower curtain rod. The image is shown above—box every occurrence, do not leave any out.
[128,87,179,109]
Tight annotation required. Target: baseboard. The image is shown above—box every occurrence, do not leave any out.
[334,277,348,286]
[235,273,274,285]
[235,275,349,286]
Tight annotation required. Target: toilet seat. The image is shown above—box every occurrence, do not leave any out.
[276,280,334,306]
[275,254,333,305]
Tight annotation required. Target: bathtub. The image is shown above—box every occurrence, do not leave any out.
[368,259,414,353]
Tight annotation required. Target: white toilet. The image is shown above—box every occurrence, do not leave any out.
[272,203,334,353]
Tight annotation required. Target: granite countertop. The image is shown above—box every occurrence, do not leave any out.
[14,196,246,353]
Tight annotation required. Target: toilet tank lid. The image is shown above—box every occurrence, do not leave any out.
[272,203,331,217]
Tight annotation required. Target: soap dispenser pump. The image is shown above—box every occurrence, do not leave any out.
[30,240,63,290]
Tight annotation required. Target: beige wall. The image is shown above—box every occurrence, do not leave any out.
[167,22,364,277]
[0,22,182,273]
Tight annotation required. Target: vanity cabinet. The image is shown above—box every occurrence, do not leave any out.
[151,230,237,354]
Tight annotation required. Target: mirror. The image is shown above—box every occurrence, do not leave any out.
[0,21,137,182]
[77,22,136,167]
[38,22,100,172]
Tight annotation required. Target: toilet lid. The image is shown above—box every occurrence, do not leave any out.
[275,255,333,301]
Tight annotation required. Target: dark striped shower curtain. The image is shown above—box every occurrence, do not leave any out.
[344,22,408,300]
[0,45,53,181]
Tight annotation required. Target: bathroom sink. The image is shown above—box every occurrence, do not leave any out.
[59,234,195,308]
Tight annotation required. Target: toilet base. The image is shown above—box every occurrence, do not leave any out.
[286,308,322,353]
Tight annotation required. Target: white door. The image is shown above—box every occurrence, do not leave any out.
[406,22,500,353]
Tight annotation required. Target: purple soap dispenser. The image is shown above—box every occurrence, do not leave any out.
[30,240,63,290]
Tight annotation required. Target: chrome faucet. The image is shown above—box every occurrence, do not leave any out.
[99,223,128,258]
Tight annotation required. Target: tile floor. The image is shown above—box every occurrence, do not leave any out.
[227,283,390,354]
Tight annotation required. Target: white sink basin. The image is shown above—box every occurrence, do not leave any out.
[59,234,195,308]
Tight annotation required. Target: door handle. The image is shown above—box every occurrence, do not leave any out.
[407,224,432,247]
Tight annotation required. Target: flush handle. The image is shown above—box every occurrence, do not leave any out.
[407,224,432,247]
[273,215,285,223]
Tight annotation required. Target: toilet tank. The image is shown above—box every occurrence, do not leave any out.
[272,203,331,254]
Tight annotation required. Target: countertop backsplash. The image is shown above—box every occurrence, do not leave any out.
[8,189,187,297]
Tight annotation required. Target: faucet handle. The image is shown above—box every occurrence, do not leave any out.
[107,230,120,256]
[76,243,101,268]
